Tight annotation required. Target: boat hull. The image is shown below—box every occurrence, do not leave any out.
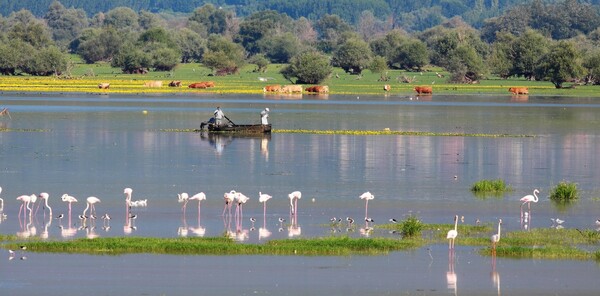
[199,123,272,134]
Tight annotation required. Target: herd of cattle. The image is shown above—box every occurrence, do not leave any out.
[97,81,529,96]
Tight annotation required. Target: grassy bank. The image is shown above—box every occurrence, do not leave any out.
[4,223,599,260]
[1,61,598,97]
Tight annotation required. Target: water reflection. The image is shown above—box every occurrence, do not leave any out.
[491,255,501,296]
[200,132,271,156]
[447,250,457,296]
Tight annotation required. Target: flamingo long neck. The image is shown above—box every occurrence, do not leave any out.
[45,198,52,215]
[454,217,458,231]
[497,222,502,239]
[532,191,539,202]
[83,202,90,216]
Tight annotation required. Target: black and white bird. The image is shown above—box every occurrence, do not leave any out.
[346,217,354,225]
[365,217,374,223]
[389,218,398,223]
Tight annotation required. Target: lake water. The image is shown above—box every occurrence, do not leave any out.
[0,92,599,295]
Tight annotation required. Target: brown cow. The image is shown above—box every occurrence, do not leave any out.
[168,81,181,87]
[281,85,303,93]
[305,85,329,93]
[383,85,391,91]
[98,83,110,89]
[188,82,208,89]
[414,86,433,95]
[203,81,215,87]
[263,85,281,92]
[508,87,529,95]
[143,81,163,87]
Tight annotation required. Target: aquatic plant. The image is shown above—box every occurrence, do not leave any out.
[549,181,579,201]
[274,129,533,138]
[470,179,513,194]
[400,215,423,238]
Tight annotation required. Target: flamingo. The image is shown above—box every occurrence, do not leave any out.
[16,194,35,217]
[36,192,52,217]
[61,194,78,213]
[189,192,206,216]
[259,192,272,221]
[359,191,375,219]
[235,192,249,227]
[447,215,459,249]
[82,196,101,218]
[491,219,502,253]
[223,190,236,217]
[0,186,4,211]
[178,193,189,215]
[520,189,539,214]
[288,191,301,216]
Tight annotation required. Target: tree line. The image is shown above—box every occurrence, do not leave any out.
[1,0,600,88]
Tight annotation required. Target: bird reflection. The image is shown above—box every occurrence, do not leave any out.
[288,225,301,237]
[178,211,188,237]
[259,227,271,240]
[521,210,531,231]
[60,225,77,238]
[447,250,457,296]
[491,252,501,296]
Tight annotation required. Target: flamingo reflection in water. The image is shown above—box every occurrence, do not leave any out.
[447,249,457,296]
[520,189,539,218]
[61,194,78,227]
[187,192,206,237]
[35,192,52,218]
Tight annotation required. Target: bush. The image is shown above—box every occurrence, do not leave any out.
[281,50,332,84]
[470,179,512,193]
[401,215,423,238]
[550,181,579,201]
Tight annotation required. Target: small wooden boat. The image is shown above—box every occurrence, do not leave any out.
[199,122,271,134]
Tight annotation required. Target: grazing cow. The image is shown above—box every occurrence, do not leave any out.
[98,83,110,89]
[263,85,281,92]
[188,82,208,89]
[414,86,433,95]
[383,84,391,91]
[305,85,329,93]
[143,81,163,87]
[168,81,181,87]
[203,81,215,87]
[508,87,529,95]
[281,85,303,93]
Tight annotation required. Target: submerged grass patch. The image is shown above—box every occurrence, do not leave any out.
[274,129,534,137]
[549,181,579,202]
[3,236,418,256]
[470,179,513,195]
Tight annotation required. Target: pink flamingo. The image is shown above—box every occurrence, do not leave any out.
[288,191,301,225]
[178,193,189,215]
[235,192,249,229]
[447,215,459,250]
[82,196,101,218]
[259,192,272,224]
[17,194,35,217]
[520,189,539,215]
[189,192,206,220]
[223,190,236,217]
[35,192,52,217]
[359,191,374,219]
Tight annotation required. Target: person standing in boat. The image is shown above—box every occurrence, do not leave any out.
[214,106,225,126]
[260,107,270,125]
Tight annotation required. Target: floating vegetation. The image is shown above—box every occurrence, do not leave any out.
[550,181,579,202]
[470,179,513,196]
[274,129,534,138]
[3,236,418,256]
[0,128,49,132]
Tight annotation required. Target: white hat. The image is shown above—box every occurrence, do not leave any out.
[265,108,270,112]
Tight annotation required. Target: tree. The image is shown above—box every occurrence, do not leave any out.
[281,50,332,84]
[536,41,584,88]
[111,42,151,74]
[257,32,302,63]
[174,28,206,63]
[76,27,125,63]
[189,4,234,35]
[150,45,180,71]
[202,35,246,75]
[138,10,166,30]
[44,1,88,48]
[446,44,486,83]
[315,14,352,53]
[104,7,139,31]
[390,38,429,71]
[511,29,549,80]
[487,32,516,78]
[22,45,68,76]
[332,38,372,74]
[236,10,293,55]
[582,50,600,85]
[248,53,270,73]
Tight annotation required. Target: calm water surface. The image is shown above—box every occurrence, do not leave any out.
[0,93,599,295]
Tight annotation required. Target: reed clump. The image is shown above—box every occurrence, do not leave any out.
[549,181,579,201]
[470,179,513,194]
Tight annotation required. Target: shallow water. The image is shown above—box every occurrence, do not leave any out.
[0,93,599,294]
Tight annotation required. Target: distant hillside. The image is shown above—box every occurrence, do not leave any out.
[0,0,590,28]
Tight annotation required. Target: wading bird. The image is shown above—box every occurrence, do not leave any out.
[82,196,101,218]
[189,192,206,216]
[36,192,52,217]
[359,191,374,219]
[223,190,236,217]
[491,219,502,253]
[17,194,35,217]
[178,193,189,215]
[288,191,301,216]
[259,192,272,221]
[520,189,539,214]
[447,215,459,250]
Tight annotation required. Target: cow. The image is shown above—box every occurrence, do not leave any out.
[168,81,181,87]
[98,83,110,89]
[414,86,433,95]
[508,87,529,95]
[143,81,163,87]
[281,85,303,93]
[305,85,329,93]
[188,82,208,89]
[203,81,215,87]
[383,84,391,91]
[263,85,281,92]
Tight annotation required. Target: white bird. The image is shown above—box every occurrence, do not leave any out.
[447,215,459,249]
[189,192,206,214]
[0,186,4,211]
[82,196,101,217]
[178,193,189,214]
[61,194,78,212]
[235,192,249,222]
[491,219,502,252]
[359,191,375,219]
[16,194,36,217]
[36,192,52,217]
[259,192,272,219]
[288,191,301,216]
[223,190,236,217]
[551,218,564,225]
[520,189,539,213]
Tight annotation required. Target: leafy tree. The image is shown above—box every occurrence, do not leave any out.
[76,27,125,63]
[111,42,151,74]
[236,10,293,55]
[248,53,270,73]
[7,15,53,48]
[174,28,206,63]
[281,50,332,84]
[582,50,600,85]
[315,14,352,53]
[150,45,180,71]
[511,29,549,80]
[44,1,89,48]
[202,35,246,75]
[293,17,317,44]
[257,32,302,63]
[535,40,584,88]
[369,55,388,75]
[487,32,516,79]
[446,44,486,83]
[189,4,234,35]
[138,10,166,30]
[0,39,32,75]
[332,38,372,74]
[390,38,429,71]
[104,7,139,31]
[22,45,68,76]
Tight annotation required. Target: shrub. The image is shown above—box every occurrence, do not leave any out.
[470,179,512,193]
[401,215,423,238]
[549,181,579,201]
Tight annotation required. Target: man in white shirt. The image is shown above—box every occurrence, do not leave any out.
[260,108,270,125]
[214,106,224,126]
